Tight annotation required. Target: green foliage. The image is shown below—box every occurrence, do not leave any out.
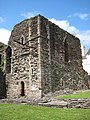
[0,104,90,120]
[56,90,90,99]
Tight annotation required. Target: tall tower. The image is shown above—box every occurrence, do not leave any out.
[6,15,88,99]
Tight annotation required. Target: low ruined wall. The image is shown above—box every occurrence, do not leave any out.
[38,98,90,109]
[0,98,90,109]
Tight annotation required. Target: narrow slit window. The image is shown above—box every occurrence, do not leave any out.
[21,81,25,96]
[21,37,24,44]
[20,35,25,45]
[32,69,33,74]
[62,81,64,86]
[64,39,69,62]
[0,54,1,65]
[6,46,12,73]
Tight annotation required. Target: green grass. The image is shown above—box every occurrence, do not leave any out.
[56,90,90,99]
[0,103,90,120]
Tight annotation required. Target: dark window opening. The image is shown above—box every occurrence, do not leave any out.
[23,67,25,70]
[15,69,17,73]
[0,54,1,65]
[62,81,64,86]
[21,81,25,96]
[64,39,69,62]
[32,69,33,74]
[21,37,24,44]
[47,39,48,44]
[6,46,12,73]
[21,36,25,45]
[14,67,18,73]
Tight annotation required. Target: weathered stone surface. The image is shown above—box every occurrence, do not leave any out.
[0,15,88,99]
[0,42,7,71]
[0,97,90,109]
[0,70,6,99]
[0,42,7,98]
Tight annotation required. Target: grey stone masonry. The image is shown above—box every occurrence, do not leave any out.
[0,42,7,98]
[5,15,88,99]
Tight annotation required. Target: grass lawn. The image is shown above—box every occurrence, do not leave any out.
[56,90,90,99]
[0,103,90,120]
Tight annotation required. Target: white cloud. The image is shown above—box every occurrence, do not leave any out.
[49,18,90,48]
[21,11,39,18]
[74,13,89,20]
[0,28,11,44]
[0,17,5,23]
[49,18,79,35]
[77,30,90,45]
[68,13,90,20]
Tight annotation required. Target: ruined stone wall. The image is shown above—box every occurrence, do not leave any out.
[0,70,6,98]
[6,16,42,99]
[6,15,88,99]
[0,42,6,71]
[49,20,87,93]
[39,17,52,96]
[39,15,88,96]
[0,42,6,98]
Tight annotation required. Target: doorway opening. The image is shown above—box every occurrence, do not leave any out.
[21,81,25,96]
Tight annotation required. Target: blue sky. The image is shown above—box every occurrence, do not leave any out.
[0,0,90,52]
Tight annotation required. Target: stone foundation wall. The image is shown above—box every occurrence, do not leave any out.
[0,97,90,109]
[38,98,90,109]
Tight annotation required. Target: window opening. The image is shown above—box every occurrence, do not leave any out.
[62,81,64,86]
[6,46,12,73]
[0,54,1,65]
[32,69,33,74]
[21,37,24,44]
[20,36,25,45]
[64,39,69,62]
[15,69,17,73]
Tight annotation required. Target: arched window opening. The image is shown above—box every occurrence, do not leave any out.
[64,39,69,62]
[6,46,12,73]
[20,35,25,45]
[21,81,25,96]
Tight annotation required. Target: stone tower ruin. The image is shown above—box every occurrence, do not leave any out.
[4,15,88,99]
